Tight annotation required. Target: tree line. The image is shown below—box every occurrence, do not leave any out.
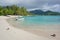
[0,5,31,16]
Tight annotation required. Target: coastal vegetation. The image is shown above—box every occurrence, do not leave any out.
[0,5,31,16]
[0,5,60,16]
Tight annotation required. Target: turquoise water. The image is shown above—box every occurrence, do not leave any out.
[15,16,60,29]
[19,16,60,25]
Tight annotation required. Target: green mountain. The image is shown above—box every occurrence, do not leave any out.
[30,10,60,15]
[44,11,60,15]
[30,10,44,15]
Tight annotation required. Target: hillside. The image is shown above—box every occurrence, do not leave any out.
[30,10,60,15]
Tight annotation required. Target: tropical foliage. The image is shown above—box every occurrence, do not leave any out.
[0,5,31,16]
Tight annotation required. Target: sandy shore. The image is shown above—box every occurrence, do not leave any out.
[0,16,54,40]
[23,29,60,40]
[7,16,60,40]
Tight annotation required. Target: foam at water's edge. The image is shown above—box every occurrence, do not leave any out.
[7,16,60,31]
[7,17,60,40]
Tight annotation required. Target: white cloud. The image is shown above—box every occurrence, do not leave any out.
[0,0,60,12]
[28,4,60,12]
[0,0,36,6]
[41,4,60,12]
[0,0,19,5]
[2,0,22,3]
[27,8,41,11]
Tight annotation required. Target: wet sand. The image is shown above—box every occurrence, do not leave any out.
[22,28,60,40]
[7,16,60,40]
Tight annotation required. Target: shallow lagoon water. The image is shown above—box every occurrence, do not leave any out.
[7,16,60,30]
[15,16,60,30]
[19,16,60,25]
[7,16,60,40]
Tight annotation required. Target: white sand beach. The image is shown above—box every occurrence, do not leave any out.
[7,16,60,40]
[0,16,55,40]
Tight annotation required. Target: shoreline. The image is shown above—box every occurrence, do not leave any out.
[0,16,54,40]
[7,16,60,40]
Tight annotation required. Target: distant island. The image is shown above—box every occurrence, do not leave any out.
[30,10,60,15]
[0,5,60,16]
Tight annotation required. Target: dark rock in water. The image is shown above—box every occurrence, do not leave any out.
[51,34,56,37]
[16,19,18,21]
[6,28,9,30]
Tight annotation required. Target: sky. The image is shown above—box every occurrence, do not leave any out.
[0,0,60,12]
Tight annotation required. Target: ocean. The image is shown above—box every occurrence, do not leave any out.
[7,16,60,30]
[15,16,60,30]
[18,16,60,25]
